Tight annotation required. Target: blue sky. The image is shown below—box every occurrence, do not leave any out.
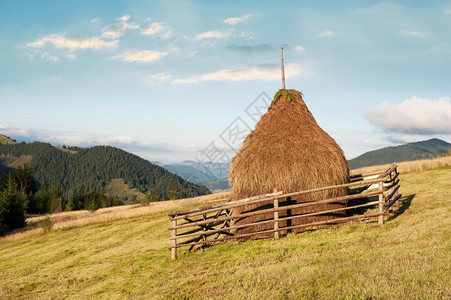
[1,0,450,163]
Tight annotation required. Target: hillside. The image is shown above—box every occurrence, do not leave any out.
[163,163,216,184]
[0,134,16,145]
[161,160,230,184]
[0,141,210,202]
[348,138,451,169]
[203,177,230,191]
[0,166,449,298]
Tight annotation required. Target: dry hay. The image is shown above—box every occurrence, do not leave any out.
[229,89,350,237]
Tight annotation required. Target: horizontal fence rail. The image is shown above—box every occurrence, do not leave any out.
[168,163,401,260]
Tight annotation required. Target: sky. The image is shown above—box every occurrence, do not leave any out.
[1,0,450,163]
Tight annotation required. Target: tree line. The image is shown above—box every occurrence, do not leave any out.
[0,142,210,201]
[0,142,211,234]
[0,164,125,235]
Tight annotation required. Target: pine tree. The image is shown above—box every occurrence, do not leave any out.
[169,180,180,200]
[0,176,26,234]
[153,184,163,202]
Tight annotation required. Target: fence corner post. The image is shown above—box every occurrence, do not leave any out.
[378,181,384,225]
[273,189,279,239]
[171,219,177,260]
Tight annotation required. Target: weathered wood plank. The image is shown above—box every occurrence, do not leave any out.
[171,200,380,241]
[169,190,382,231]
[170,178,385,221]
[169,212,384,249]
[385,193,402,211]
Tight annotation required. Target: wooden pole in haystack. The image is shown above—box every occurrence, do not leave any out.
[281,47,285,89]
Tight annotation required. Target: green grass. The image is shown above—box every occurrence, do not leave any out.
[0,134,16,145]
[104,178,147,203]
[0,168,450,299]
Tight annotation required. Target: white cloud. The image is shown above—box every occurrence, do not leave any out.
[26,33,118,50]
[172,63,301,84]
[146,72,172,83]
[318,30,336,37]
[224,14,251,25]
[0,124,135,146]
[0,124,30,137]
[364,96,451,134]
[41,52,59,62]
[141,22,172,38]
[22,53,35,60]
[294,45,305,51]
[111,50,168,63]
[239,32,254,40]
[194,30,231,40]
[91,17,101,24]
[0,124,207,162]
[171,78,199,85]
[401,30,424,38]
[23,49,62,62]
[65,53,76,59]
[101,15,139,39]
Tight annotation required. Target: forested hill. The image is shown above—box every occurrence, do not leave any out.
[348,138,451,169]
[0,140,211,201]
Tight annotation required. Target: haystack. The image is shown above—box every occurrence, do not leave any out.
[229,89,350,237]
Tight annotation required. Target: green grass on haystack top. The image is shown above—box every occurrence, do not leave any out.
[0,167,450,299]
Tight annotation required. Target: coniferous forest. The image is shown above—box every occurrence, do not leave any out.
[0,140,211,231]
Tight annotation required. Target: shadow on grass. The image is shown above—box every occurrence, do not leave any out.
[387,194,415,221]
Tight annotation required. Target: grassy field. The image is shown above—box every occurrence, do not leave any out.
[104,178,147,203]
[0,166,450,299]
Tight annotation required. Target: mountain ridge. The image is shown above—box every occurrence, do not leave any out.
[348,138,451,169]
[0,139,211,203]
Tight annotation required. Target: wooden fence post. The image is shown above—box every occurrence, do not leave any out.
[378,180,384,225]
[171,219,177,260]
[394,168,400,207]
[273,189,279,239]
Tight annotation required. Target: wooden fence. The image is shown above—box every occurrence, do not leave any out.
[167,164,401,260]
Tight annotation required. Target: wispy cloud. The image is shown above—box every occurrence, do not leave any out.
[224,14,251,25]
[401,30,424,38]
[101,15,139,39]
[146,72,172,83]
[239,32,254,40]
[194,30,231,40]
[26,33,118,50]
[0,124,203,162]
[0,123,134,146]
[141,21,172,38]
[318,30,336,37]
[294,45,305,51]
[41,52,59,62]
[226,43,273,55]
[0,124,30,137]
[22,50,60,62]
[364,96,451,134]
[111,50,168,63]
[172,63,301,84]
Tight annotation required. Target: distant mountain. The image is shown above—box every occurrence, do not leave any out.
[0,139,211,202]
[202,178,230,192]
[348,138,451,169]
[161,160,230,185]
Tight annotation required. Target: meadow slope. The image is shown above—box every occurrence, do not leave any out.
[0,167,450,299]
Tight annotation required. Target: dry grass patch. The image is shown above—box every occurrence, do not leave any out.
[0,191,232,242]
[351,155,450,175]
[0,168,449,299]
